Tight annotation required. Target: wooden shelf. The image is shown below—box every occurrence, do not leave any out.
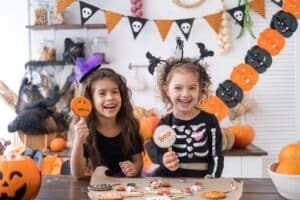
[26,24,106,30]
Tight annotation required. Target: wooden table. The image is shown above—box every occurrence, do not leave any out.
[35,176,284,200]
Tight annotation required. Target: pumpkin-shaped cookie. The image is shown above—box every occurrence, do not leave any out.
[257,28,285,56]
[230,63,259,92]
[71,96,92,117]
[201,191,225,199]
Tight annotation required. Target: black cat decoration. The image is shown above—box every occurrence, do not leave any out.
[63,38,85,64]
[216,80,244,108]
[271,10,298,38]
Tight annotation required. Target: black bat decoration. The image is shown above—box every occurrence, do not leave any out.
[146,52,162,75]
[196,43,214,60]
[175,37,184,61]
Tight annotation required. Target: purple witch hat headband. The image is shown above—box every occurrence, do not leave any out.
[75,54,103,83]
[146,37,214,75]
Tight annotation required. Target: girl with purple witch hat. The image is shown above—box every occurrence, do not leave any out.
[70,55,144,178]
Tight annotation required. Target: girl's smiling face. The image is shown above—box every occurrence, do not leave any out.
[165,71,201,118]
[92,78,122,120]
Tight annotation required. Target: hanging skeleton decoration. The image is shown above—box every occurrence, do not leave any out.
[79,1,99,24]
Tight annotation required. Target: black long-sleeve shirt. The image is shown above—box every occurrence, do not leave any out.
[148,110,224,177]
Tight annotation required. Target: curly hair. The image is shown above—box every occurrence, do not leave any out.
[156,57,212,111]
[76,67,143,171]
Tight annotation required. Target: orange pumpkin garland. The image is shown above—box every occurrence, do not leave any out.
[199,96,229,122]
[257,28,285,56]
[230,63,259,92]
[0,156,41,200]
[283,0,300,19]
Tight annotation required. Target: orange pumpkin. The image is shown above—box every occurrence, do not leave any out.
[199,96,229,122]
[71,96,92,117]
[133,106,148,120]
[40,154,63,175]
[227,125,255,148]
[0,156,41,200]
[257,28,285,56]
[283,0,300,19]
[278,143,300,163]
[139,116,160,141]
[230,63,259,91]
[275,160,300,175]
[50,137,66,152]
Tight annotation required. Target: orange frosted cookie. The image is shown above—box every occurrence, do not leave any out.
[201,191,225,199]
[71,96,92,117]
[98,193,123,200]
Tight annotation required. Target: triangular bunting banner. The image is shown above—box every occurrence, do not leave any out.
[104,11,123,34]
[203,12,222,34]
[271,0,282,7]
[128,17,148,39]
[56,0,75,14]
[227,5,246,27]
[79,1,99,25]
[154,19,173,41]
[250,0,265,18]
[175,18,195,41]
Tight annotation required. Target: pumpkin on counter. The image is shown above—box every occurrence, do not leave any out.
[0,156,41,200]
[139,116,160,141]
[227,125,255,148]
[276,142,300,175]
[50,137,66,152]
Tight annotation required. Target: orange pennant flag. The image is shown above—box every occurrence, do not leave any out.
[250,0,265,18]
[56,0,75,14]
[203,12,222,34]
[104,11,123,34]
[154,19,173,41]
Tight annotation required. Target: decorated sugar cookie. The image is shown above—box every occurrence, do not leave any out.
[201,191,225,199]
[153,125,176,151]
[71,96,92,117]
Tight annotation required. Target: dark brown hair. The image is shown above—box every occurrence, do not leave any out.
[77,67,143,171]
[157,57,212,111]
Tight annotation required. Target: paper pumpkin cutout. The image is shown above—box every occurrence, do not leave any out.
[283,0,300,19]
[245,45,272,73]
[257,28,285,56]
[216,80,244,108]
[271,10,298,38]
[199,96,229,121]
[40,154,62,175]
[0,156,41,200]
[230,63,259,92]
[71,96,92,117]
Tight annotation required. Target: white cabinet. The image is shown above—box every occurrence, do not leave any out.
[223,156,264,178]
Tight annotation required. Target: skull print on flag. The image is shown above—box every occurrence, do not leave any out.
[271,0,283,7]
[175,18,195,40]
[128,16,148,39]
[227,5,246,27]
[79,1,99,24]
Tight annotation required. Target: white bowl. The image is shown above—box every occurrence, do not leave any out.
[268,162,300,200]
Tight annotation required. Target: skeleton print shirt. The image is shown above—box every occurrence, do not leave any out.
[154,110,223,177]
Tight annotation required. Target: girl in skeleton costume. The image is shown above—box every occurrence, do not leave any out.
[146,37,223,177]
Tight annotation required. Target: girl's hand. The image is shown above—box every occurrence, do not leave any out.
[119,161,138,177]
[162,151,179,171]
[204,174,214,179]
[74,117,89,142]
